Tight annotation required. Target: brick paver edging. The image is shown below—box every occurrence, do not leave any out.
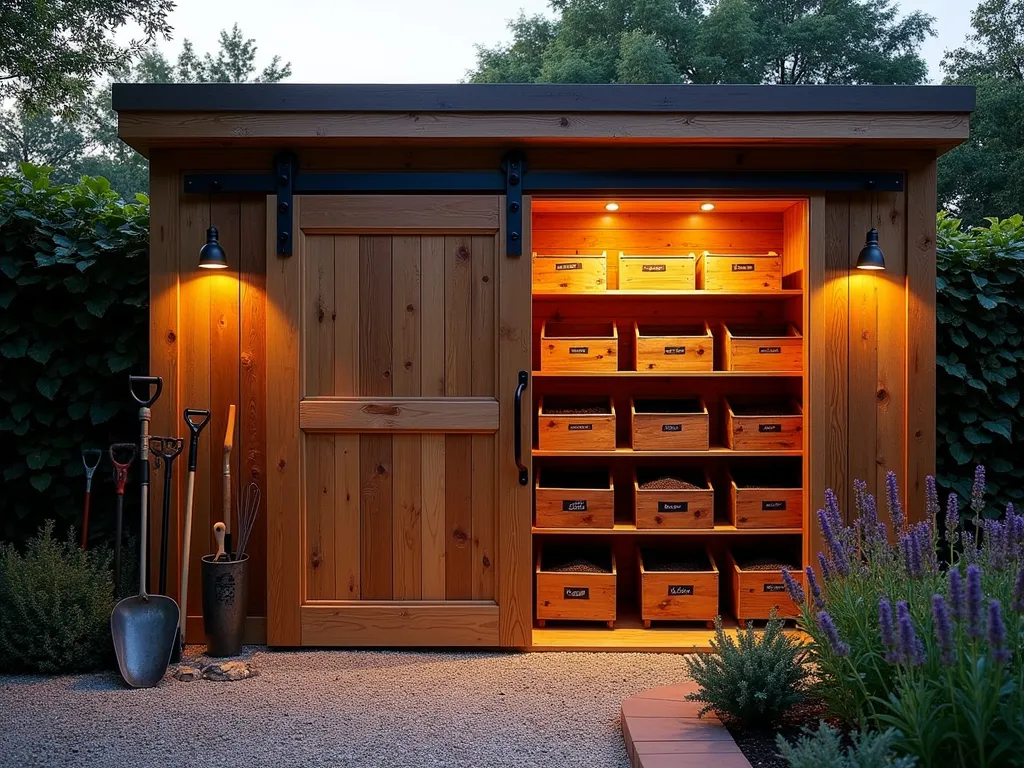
[620,683,752,768]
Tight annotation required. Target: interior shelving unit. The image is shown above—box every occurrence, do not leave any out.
[530,198,808,650]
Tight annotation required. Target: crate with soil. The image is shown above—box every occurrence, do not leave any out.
[540,320,618,372]
[630,398,709,451]
[696,252,782,291]
[638,546,719,627]
[532,251,608,293]
[537,396,616,451]
[724,398,803,450]
[536,544,617,627]
[618,252,696,291]
[722,323,803,372]
[726,549,804,622]
[727,468,803,529]
[633,468,714,529]
[633,322,714,372]
[534,466,614,529]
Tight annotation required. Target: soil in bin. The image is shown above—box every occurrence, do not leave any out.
[724,699,833,768]
[633,398,702,414]
[544,404,611,415]
[641,548,712,572]
[729,325,793,338]
[544,548,612,574]
[730,403,797,416]
[636,467,706,490]
[738,556,799,572]
[540,468,610,489]
[638,476,702,491]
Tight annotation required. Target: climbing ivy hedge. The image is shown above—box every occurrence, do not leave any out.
[936,213,1023,511]
[0,165,148,542]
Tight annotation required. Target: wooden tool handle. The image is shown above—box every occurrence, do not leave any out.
[214,522,226,561]
[223,404,235,535]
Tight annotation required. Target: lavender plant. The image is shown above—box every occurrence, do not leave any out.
[789,467,1024,766]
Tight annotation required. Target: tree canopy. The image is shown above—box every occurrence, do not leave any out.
[468,0,935,85]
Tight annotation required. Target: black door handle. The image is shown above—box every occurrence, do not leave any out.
[514,370,528,486]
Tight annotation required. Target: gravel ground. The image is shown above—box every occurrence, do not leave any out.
[0,648,692,768]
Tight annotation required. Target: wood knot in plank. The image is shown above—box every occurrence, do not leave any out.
[482,275,489,283]
[482,555,491,568]
[452,528,469,546]
[311,550,321,568]
[375,464,387,475]
[559,117,569,127]
[277,458,287,470]
[876,388,889,404]
[166,331,176,344]
[365,403,401,416]
[457,245,470,261]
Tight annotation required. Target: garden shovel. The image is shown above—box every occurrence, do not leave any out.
[176,408,210,659]
[80,449,103,549]
[109,443,136,598]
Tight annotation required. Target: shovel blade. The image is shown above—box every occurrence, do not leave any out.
[110,595,180,688]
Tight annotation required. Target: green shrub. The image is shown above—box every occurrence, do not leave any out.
[0,521,116,673]
[777,723,916,768]
[683,610,808,726]
[0,164,148,544]
[936,213,1024,511]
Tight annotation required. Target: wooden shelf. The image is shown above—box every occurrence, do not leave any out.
[532,523,802,535]
[533,446,803,458]
[533,289,802,299]
[532,370,801,378]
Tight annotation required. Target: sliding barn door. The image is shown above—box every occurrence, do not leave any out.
[266,195,532,648]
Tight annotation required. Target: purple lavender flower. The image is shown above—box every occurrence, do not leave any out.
[817,508,850,576]
[963,531,979,565]
[805,566,825,609]
[971,465,986,518]
[901,533,920,577]
[966,565,984,639]
[896,601,924,666]
[926,475,939,524]
[932,594,955,665]
[817,611,850,657]
[948,568,964,621]
[781,567,805,606]
[988,600,1010,664]
[945,493,960,549]
[818,551,835,582]
[1013,567,1024,614]
[886,471,905,535]
[915,522,938,573]
[861,489,880,543]
[879,598,899,663]
[985,520,1007,571]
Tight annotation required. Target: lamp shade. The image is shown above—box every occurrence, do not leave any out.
[198,227,228,269]
[856,228,885,270]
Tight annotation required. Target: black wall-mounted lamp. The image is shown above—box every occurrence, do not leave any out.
[856,227,885,270]
[198,226,228,269]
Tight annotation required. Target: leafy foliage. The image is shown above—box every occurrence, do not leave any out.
[936,214,1023,509]
[0,521,116,673]
[0,165,148,543]
[468,0,934,85]
[683,610,809,726]
[777,723,916,768]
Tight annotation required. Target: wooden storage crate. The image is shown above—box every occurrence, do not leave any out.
[633,468,714,530]
[532,252,607,292]
[724,398,803,451]
[618,252,696,290]
[696,252,782,291]
[536,544,617,627]
[535,466,615,529]
[638,546,719,627]
[537,396,616,451]
[723,323,803,372]
[541,320,618,372]
[630,398,709,451]
[633,322,713,372]
[726,549,804,621]
[728,468,803,529]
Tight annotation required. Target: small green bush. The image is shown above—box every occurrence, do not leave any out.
[0,521,116,673]
[777,723,916,768]
[683,610,808,726]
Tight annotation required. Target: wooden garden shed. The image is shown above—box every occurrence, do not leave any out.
[112,83,974,651]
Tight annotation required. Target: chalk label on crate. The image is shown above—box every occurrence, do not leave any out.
[562,499,588,512]
[762,500,787,511]
[661,424,683,432]
[641,264,667,272]
[668,585,694,596]
[763,583,787,593]
[555,262,582,271]
[732,263,756,272]
[664,346,687,355]
[758,424,783,433]
[758,346,782,354]
[658,501,689,513]
[564,587,590,600]
[568,423,593,431]
[568,346,590,354]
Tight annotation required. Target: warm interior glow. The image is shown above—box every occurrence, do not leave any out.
[856,264,885,270]
[198,262,229,269]
[700,202,715,211]
[605,202,619,211]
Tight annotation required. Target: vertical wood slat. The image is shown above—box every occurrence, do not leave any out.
[848,197,878,505]
[334,236,361,599]
[266,195,302,645]
[823,196,850,523]
[806,195,828,563]
[392,236,422,600]
[420,236,447,599]
[360,236,394,599]
[498,195,533,646]
[471,234,497,600]
[239,197,268,616]
[905,158,938,523]
[304,236,336,600]
[445,235,474,599]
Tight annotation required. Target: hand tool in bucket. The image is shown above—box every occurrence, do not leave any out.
[177,409,210,657]
[111,376,179,689]
[222,404,236,556]
[109,443,136,598]
[202,521,249,657]
[150,435,184,596]
[80,449,103,549]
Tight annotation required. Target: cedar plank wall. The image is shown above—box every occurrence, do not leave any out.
[149,147,937,641]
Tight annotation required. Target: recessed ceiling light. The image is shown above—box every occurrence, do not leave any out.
[700,202,715,211]
[605,202,619,211]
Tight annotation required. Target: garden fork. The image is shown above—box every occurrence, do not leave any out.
[80,449,103,549]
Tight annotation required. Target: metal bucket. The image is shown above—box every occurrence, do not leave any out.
[201,554,249,657]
